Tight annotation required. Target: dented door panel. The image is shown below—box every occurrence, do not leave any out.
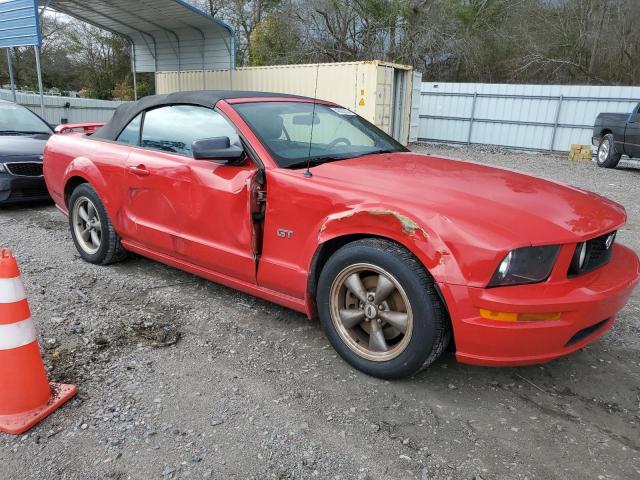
[183,160,257,283]
[123,148,258,284]
[123,149,192,254]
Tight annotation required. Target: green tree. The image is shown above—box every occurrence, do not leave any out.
[249,16,302,65]
[64,21,131,99]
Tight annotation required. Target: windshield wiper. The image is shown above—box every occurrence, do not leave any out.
[287,155,350,169]
[286,149,396,169]
[349,149,395,159]
[0,130,50,136]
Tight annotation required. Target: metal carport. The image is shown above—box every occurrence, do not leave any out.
[38,0,236,98]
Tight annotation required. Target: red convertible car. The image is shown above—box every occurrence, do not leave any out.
[43,91,640,379]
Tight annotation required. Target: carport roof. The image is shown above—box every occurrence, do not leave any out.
[41,0,235,72]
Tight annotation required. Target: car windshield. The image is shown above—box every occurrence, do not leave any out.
[233,101,408,168]
[0,103,51,135]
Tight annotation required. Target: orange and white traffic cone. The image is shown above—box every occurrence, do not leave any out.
[0,248,77,435]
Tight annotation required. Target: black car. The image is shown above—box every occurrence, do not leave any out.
[592,101,640,168]
[0,100,53,205]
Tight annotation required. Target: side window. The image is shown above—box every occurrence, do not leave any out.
[116,114,142,145]
[140,105,240,156]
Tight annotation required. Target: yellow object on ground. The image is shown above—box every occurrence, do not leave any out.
[568,144,593,161]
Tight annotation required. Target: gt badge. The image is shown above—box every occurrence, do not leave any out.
[277,228,293,238]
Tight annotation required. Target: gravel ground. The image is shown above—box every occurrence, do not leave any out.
[0,143,639,480]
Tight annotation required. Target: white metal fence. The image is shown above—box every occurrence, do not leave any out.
[0,89,123,126]
[417,83,640,152]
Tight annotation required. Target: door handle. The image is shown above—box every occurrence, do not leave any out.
[128,165,150,176]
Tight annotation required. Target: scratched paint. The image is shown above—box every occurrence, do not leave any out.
[368,209,429,237]
[319,209,428,238]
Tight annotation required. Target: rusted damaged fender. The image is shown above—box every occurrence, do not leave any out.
[295,151,628,289]
[316,207,463,284]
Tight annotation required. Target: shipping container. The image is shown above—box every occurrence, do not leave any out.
[155,61,416,144]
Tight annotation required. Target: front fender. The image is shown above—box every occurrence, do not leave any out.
[313,206,464,284]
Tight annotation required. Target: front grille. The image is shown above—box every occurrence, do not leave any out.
[565,318,610,346]
[4,162,43,177]
[568,231,616,276]
[8,185,50,200]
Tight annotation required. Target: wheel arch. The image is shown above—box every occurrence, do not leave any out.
[308,231,452,313]
[599,130,621,153]
[303,207,464,317]
[308,233,378,301]
[61,157,113,214]
[64,175,89,208]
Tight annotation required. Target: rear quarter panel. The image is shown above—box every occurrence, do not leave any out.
[43,135,129,228]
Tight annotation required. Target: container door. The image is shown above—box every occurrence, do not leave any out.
[376,66,394,136]
[408,71,423,143]
[390,69,407,142]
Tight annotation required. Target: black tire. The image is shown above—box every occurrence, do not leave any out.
[68,183,127,265]
[317,238,451,379]
[596,133,621,168]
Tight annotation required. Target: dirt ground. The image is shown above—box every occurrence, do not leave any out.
[0,144,639,480]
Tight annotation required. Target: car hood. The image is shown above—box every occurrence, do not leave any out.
[311,152,626,248]
[0,134,50,160]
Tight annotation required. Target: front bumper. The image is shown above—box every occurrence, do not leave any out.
[440,244,640,366]
[0,174,50,205]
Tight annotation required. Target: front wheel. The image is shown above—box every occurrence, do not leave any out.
[596,133,621,168]
[68,183,127,265]
[317,238,451,379]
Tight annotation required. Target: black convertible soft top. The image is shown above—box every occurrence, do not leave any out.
[92,90,306,141]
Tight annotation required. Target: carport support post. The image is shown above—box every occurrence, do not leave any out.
[130,43,138,101]
[6,48,16,102]
[467,92,478,145]
[549,94,563,152]
[34,46,45,116]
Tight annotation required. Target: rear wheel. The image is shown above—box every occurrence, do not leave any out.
[317,238,450,379]
[68,183,127,265]
[596,133,621,168]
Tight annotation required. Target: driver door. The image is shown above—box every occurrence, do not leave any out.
[121,104,258,284]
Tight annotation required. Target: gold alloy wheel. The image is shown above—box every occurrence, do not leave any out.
[329,263,413,362]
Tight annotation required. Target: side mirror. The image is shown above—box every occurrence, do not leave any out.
[192,137,244,164]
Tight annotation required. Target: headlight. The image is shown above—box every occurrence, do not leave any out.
[488,245,560,287]
[0,163,6,173]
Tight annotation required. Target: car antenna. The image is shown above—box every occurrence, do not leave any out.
[304,62,321,178]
